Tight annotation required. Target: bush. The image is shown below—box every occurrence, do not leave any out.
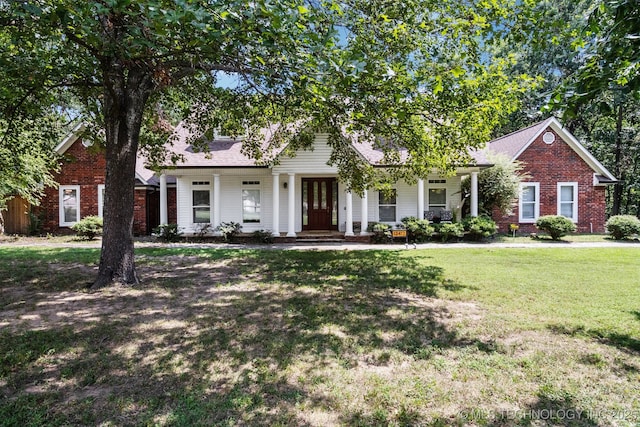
[606,215,640,240]
[401,217,434,243]
[216,221,242,242]
[462,215,497,241]
[71,215,103,240]
[153,223,183,242]
[535,215,576,240]
[438,222,464,242]
[252,229,274,244]
[368,222,392,243]
[193,223,212,239]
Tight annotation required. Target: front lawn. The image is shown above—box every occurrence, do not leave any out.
[0,246,638,426]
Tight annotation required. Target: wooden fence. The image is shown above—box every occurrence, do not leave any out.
[1,196,30,234]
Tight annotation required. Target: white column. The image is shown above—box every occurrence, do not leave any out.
[345,190,354,236]
[286,173,296,237]
[360,190,368,235]
[471,171,479,217]
[213,174,221,226]
[417,178,424,219]
[272,173,280,237]
[159,173,168,224]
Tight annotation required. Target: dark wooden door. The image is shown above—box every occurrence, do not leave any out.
[302,178,337,230]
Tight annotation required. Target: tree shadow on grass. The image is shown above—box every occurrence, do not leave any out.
[481,390,599,427]
[547,324,640,354]
[1,248,486,425]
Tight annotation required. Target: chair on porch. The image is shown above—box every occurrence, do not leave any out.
[440,210,453,223]
[423,210,436,221]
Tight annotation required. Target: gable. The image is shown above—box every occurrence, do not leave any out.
[487,117,616,183]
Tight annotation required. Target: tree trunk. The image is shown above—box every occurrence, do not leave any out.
[611,102,624,216]
[92,64,154,290]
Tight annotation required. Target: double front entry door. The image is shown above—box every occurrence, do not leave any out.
[302,178,338,231]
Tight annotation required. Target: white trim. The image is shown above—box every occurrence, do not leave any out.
[557,182,578,222]
[241,179,262,225]
[518,182,540,223]
[427,187,447,212]
[97,184,105,218]
[191,180,212,225]
[54,123,87,154]
[59,185,81,226]
[377,189,397,223]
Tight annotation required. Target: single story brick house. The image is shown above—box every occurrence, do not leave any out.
[10,116,614,238]
[34,123,177,235]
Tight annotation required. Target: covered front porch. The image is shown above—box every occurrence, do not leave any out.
[157,170,480,239]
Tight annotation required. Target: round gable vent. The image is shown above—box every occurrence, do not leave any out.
[81,139,94,148]
[542,131,556,145]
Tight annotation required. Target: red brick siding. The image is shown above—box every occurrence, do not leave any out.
[493,128,607,234]
[133,190,148,236]
[39,138,107,234]
[167,187,177,224]
[37,137,173,235]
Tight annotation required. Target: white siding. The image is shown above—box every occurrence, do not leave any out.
[173,158,465,234]
[176,169,273,234]
[273,134,337,175]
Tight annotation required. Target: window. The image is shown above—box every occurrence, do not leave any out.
[519,183,540,223]
[242,181,261,223]
[98,185,105,218]
[378,189,397,222]
[428,188,447,214]
[192,181,211,223]
[558,182,578,221]
[59,185,80,226]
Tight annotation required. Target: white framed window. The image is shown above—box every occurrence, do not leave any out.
[558,182,578,222]
[378,189,397,222]
[192,181,211,224]
[428,188,447,214]
[242,180,261,223]
[519,183,540,223]
[59,185,80,226]
[97,184,105,218]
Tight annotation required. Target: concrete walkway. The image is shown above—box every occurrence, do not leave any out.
[3,238,638,251]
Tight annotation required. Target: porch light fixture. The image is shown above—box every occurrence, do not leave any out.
[283,182,288,189]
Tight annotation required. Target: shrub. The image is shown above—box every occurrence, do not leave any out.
[71,215,103,240]
[606,215,640,240]
[252,229,274,244]
[368,222,392,243]
[401,217,434,243]
[216,221,242,242]
[153,223,183,242]
[193,223,212,239]
[460,154,529,216]
[535,215,576,240]
[462,215,497,241]
[438,222,464,242]
[28,209,44,236]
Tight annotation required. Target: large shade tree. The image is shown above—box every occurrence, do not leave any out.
[1,0,530,288]
[553,0,640,216]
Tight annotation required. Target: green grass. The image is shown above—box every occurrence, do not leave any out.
[1,246,639,426]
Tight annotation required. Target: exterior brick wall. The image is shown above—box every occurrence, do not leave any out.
[493,127,608,234]
[167,187,177,224]
[39,138,107,234]
[37,137,172,236]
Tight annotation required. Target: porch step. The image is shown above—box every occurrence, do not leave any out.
[295,238,345,243]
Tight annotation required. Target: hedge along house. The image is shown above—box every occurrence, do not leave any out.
[483,117,617,234]
[35,123,177,236]
[157,122,485,240]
